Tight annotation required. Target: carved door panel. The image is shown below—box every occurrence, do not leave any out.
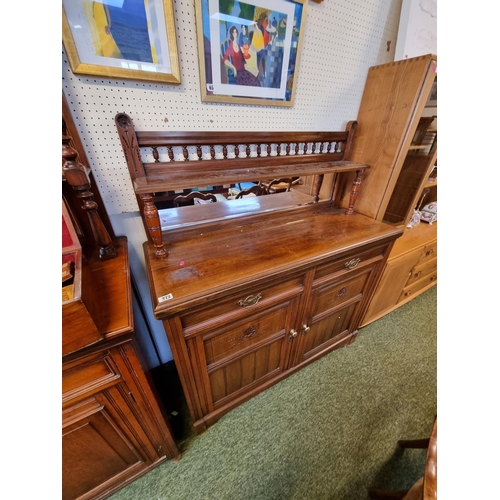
[294,267,374,365]
[188,295,302,415]
[62,385,155,500]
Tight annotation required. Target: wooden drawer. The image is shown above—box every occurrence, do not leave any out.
[62,351,121,403]
[418,240,437,264]
[181,275,304,335]
[314,244,386,282]
[399,270,437,303]
[406,257,437,286]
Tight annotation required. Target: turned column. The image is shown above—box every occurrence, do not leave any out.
[312,174,324,203]
[345,168,365,215]
[62,135,116,260]
[140,193,167,259]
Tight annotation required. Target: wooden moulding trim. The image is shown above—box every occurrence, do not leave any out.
[135,130,354,147]
[134,161,370,194]
[368,53,437,72]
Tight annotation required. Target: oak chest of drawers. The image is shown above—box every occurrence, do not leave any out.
[361,222,437,326]
[399,238,437,303]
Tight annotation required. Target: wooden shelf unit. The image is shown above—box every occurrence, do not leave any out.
[334,54,438,325]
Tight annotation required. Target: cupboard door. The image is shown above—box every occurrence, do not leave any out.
[62,387,153,500]
[295,268,372,364]
[188,295,301,413]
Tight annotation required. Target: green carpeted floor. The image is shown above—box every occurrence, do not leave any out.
[109,286,437,500]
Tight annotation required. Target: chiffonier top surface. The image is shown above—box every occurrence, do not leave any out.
[144,204,402,319]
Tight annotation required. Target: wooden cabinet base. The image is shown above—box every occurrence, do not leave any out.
[146,210,401,433]
[62,238,180,500]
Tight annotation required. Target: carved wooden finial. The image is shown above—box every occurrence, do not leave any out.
[62,136,116,260]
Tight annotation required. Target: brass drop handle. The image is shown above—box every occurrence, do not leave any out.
[302,324,310,335]
[425,249,434,257]
[344,258,361,270]
[414,271,422,278]
[238,293,262,307]
[288,329,298,342]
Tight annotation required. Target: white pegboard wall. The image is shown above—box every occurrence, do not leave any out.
[62,0,403,216]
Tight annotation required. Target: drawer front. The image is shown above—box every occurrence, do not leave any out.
[202,301,292,366]
[406,257,437,286]
[399,271,437,303]
[310,269,370,318]
[418,240,437,264]
[182,275,304,335]
[63,351,121,403]
[314,244,386,282]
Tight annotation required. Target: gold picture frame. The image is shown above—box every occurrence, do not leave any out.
[195,0,307,106]
[62,0,181,84]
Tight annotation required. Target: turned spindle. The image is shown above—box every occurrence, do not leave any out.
[62,135,116,260]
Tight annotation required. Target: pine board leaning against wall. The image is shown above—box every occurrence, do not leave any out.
[62,0,403,368]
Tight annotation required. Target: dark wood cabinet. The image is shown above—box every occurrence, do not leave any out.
[62,237,180,500]
[114,116,403,434]
[146,215,400,433]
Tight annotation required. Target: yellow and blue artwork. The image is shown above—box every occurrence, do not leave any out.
[64,0,174,74]
[90,0,154,63]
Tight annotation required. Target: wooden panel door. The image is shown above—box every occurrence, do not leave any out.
[294,267,373,365]
[187,294,302,423]
[62,342,179,500]
[62,386,156,500]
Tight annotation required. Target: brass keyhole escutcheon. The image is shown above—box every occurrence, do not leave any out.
[242,326,257,339]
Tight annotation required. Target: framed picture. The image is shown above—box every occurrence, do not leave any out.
[195,0,307,106]
[62,0,181,84]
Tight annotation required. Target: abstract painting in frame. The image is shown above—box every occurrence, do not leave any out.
[195,0,307,106]
[62,0,181,84]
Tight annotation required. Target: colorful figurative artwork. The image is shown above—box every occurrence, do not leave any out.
[63,0,181,83]
[197,0,306,105]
